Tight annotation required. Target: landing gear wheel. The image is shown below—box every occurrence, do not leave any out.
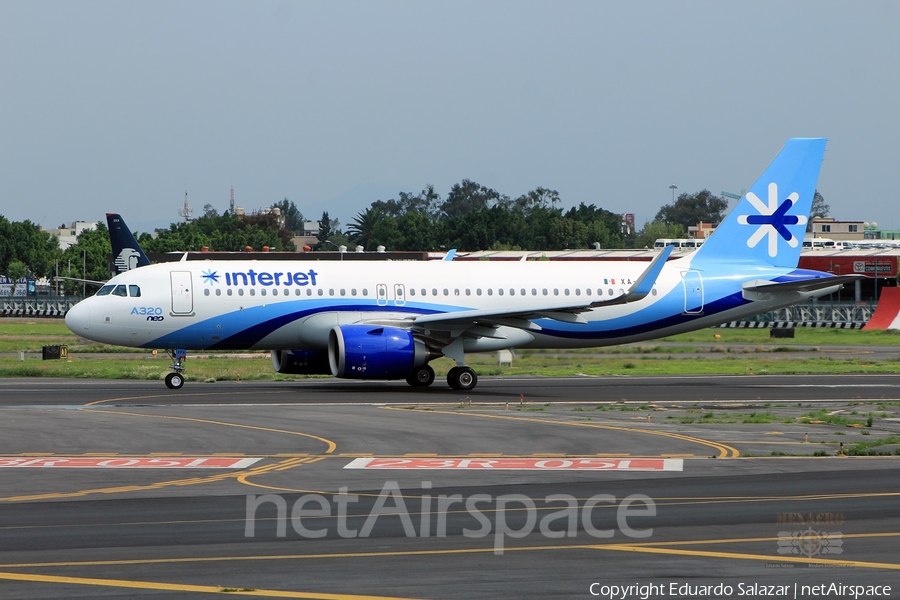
[447,366,477,391]
[165,372,185,389]
[406,365,435,387]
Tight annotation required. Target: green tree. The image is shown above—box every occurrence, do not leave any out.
[441,180,503,219]
[316,211,337,250]
[372,185,442,221]
[347,207,385,250]
[61,223,112,296]
[6,260,28,283]
[655,189,728,232]
[808,190,830,232]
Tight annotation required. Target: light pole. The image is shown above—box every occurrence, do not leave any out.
[82,250,86,298]
[669,184,678,204]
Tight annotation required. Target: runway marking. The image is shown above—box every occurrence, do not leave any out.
[0,408,335,502]
[0,571,422,599]
[599,544,900,570]
[0,458,297,503]
[344,457,683,471]
[2,532,898,570]
[0,456,260,468]
[379,406,740,458]
[82,390,286,407]
[78,408,339,454]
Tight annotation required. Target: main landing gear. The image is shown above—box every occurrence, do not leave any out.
[447,366,477,391]
[404,364,478,390]
[165,349,187,389]
[406,364,436,387]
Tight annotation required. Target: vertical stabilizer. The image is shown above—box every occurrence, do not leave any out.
[692,138,826,268]
[106,213,152,274]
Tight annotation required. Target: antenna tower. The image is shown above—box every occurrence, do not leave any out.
[178,190,194,221]
[230,186,235,215]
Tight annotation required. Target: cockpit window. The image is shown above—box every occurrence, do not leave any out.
[112,285,128,297]
[96,285,115,296]
[129,285,141,297]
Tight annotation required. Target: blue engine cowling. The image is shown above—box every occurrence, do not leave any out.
[328,325,428,380]
[270,349,332,375]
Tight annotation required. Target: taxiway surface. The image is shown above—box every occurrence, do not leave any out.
[0,376,899,599]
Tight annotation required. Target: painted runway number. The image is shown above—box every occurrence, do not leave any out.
[344,457,683,471]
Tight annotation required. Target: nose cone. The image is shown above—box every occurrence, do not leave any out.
[65,300,90,335]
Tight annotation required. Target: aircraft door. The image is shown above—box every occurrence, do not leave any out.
[393,284,406,306]
[681,270,704,315]
[170,271,194,316]
[376,283,388,306]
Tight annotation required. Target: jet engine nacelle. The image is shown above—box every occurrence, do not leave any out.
[328,325,428,380]
[271,349,332,375]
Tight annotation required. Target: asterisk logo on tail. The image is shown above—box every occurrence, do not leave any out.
[737,182,807,257]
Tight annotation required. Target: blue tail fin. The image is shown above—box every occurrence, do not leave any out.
[106,213,151,273]
[692,138,826,268]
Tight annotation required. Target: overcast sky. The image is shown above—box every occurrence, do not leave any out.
[2,1,898,236]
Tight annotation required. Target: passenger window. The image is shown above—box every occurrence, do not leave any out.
[228,289,233,296]
[498,289,504,296]
[432,288,438,296]
[216,289,221,296]
[238,289,244,296]
[318,289,324,296]
[96,285,114,296]
[608,288,614,296]
[129,285,141,297]
[352,289,358,296]
[509,289,514,296]
[362,288,368,296]
[465,289,471,296]
[340,289,346,296]
[521,288,526,296]
[112,285,127,297]
[261,289,267,296]
[553,289,559,296]
[531,288,537,295]
[542,289,548,296]
[488,289,493,296]
[271,289,277,296]
[250,289,256,296]
[454,289,460,296]
[575,289,581,296]
[204,289,210,296]
[409,289,415,296]
[443,289,449,296]
[476,289,482,296]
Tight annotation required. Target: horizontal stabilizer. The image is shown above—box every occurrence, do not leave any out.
[743,275,865,294]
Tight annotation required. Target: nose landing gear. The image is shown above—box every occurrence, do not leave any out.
[165,349,187,389]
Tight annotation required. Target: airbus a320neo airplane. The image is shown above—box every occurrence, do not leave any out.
[65,138,860,390]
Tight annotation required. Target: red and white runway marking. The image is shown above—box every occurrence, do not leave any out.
[0,456,261,468]
[344,457,683,471]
